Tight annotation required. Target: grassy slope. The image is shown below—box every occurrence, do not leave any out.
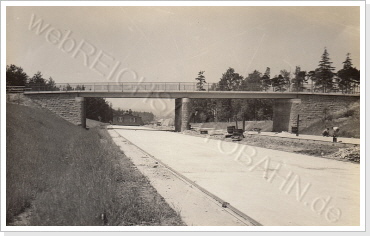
[7,103,183,226]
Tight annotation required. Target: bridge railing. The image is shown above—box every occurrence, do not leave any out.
[25,82,360,94]
[6,86,32,93]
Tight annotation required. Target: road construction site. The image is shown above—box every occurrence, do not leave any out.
[108,125,360,226]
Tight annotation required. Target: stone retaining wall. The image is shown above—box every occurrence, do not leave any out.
[273,94,360,132]
[25,93,86,127]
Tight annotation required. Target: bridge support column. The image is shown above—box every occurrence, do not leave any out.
[175,98,192,132]
[272,98,301,132]
[76,97,86,129]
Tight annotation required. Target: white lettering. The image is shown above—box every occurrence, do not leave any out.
[90,50,115,77]
[72,39,97,66]
[45,28,62,45]
[29,14,50,35]
[58,30,76,53]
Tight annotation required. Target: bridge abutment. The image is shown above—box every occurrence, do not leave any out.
[24,93,86,128]
[273,95,360,132]
[175,98,192,132]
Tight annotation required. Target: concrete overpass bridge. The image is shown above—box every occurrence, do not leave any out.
[23,82,360,132]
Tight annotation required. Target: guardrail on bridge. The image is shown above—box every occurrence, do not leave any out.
[23,82,360,95]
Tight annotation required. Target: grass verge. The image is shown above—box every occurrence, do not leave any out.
[7,103,184,226]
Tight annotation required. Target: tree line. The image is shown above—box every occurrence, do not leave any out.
[6,66,155,124]
[113,108,155,124]
[193,49,360,124]
[86,101,155,124]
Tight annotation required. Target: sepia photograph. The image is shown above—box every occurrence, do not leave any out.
[1,1,365,231]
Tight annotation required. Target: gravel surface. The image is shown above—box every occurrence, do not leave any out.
[181,129,360,164]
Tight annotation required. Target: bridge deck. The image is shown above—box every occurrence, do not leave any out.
[22,82,360,98]
[24,90,359,99]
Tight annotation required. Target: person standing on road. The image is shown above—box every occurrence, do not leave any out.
[333,127,339,137]
[332,126,340,142]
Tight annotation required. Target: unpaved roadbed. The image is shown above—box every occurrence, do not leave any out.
[181,129,360,163]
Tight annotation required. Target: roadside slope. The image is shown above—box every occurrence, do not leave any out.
[6,103,183,226]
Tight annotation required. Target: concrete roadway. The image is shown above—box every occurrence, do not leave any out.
[110,125,360,226]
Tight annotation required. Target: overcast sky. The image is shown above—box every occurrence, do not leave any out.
[6,6,360,116]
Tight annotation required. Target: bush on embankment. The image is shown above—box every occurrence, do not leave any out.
[7,103,183,226]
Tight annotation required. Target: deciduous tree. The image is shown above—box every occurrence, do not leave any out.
[6,64,28,86]
[291,66,308,92]
[243,70,262,91]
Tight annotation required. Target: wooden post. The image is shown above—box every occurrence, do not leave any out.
[242,115,246,132]
[296,114,300,136]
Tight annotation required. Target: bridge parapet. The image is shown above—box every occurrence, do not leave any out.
[24,82,360,95]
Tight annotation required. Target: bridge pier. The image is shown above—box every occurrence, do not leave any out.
[272,98,301,132]
[76,97,86,129]
[175,98,192,132]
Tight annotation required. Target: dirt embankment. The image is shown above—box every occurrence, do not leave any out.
[7,103,184,226]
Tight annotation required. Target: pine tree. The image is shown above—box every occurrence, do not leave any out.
[292,66,307,92]
[261,67,271,91]
[28,71,46,85]
[337,53,360,93]
[195,71,206,91]
[314,48,336,92]
[280,69,291,91]
[271,75,287,91]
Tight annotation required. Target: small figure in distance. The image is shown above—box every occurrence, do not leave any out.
[332,126,340,142]
[322,127,330,137]
[332,126,340,137]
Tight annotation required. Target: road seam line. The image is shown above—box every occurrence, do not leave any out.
[112,129,263,226]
